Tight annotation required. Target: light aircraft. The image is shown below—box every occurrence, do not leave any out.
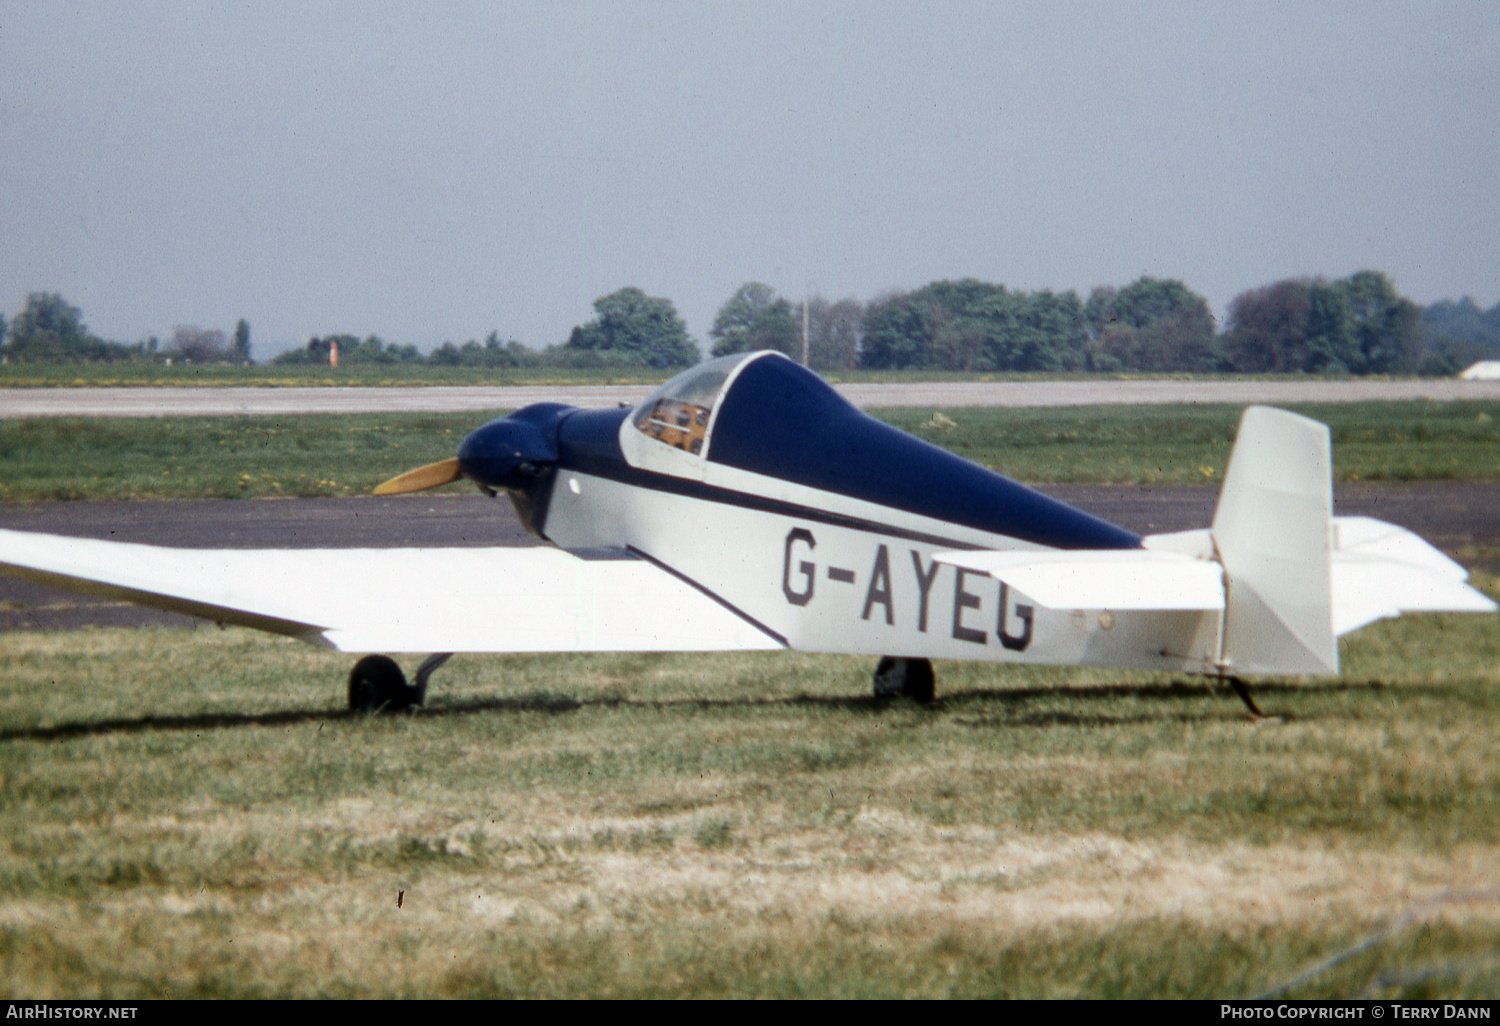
[0,350,1494,714]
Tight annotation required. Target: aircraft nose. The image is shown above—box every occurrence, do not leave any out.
[456,406,565,490]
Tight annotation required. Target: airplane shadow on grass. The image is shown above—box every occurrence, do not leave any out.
[0,678,1394,744]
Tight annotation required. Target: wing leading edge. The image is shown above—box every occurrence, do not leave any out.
[0,529,783,654]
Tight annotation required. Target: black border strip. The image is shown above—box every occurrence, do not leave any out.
[626,544,790,649]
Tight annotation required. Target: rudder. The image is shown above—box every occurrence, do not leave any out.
[1211,406,1338,676]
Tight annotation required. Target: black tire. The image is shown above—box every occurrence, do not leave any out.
[348,654,411,712]
[872,656,935,703]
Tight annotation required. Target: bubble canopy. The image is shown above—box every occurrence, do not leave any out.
[629,351,758,457]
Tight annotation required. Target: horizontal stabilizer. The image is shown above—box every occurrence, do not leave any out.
[1331,516,1497,635]
[933,549,1225,611]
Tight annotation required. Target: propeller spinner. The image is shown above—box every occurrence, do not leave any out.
[372,403,570,496]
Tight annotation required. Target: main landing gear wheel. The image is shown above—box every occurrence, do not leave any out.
[348,653,454,713]
[873,656,935,703]
[348,655,412,712]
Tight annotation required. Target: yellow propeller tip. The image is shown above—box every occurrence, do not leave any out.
[373,457,463,496]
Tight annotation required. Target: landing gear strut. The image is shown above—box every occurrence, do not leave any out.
[348,653,453,713]
[1226,675,1265,718]
[873,656,935,703]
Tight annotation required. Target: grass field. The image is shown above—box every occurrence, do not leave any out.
[3,400,1500,502]
[1,582,1498,998]
[3,394,1499,997]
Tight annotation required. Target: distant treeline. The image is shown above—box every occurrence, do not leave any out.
[4,276,1498,375]
[272,288,698,370]
[0,294,253,368]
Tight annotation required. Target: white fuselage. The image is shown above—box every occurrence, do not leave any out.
[538,446,1222,674]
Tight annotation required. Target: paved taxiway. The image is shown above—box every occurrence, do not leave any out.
[5,378,1500,418]
[3,483,1496,632]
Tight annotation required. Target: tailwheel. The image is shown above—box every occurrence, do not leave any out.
[873,656,935,703]
[1226,675,1266,719]
[348,654,416,713]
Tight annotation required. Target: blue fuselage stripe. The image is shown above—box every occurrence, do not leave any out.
[704,356,1142,551]
[550,408,989,550]
[547,389,1141,553]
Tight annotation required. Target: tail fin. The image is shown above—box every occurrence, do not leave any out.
[1212,406,1338,676]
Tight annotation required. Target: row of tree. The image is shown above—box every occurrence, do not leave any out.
[852,277,1218,373]
[710,273,1497,375]
[1417,297,1500,375]
[1223,272,1420,375]
[5,277,1498,374]
[0,292,251,366]
[269,287,698,370]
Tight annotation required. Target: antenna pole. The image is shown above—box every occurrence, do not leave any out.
[801,296,809,366]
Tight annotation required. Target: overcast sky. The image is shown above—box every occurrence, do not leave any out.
[3,1,1497,358]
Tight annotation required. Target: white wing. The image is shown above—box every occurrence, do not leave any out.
[0,529,783,654]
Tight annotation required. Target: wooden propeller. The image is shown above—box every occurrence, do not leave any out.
[372,457,463,496]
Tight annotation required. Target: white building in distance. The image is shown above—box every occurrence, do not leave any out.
[1459,360,1500,380]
